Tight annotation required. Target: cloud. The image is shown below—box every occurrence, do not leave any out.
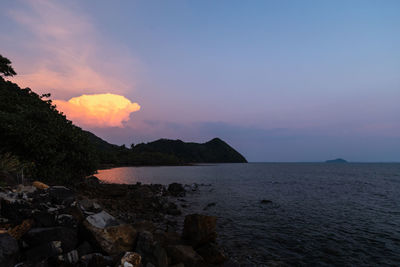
[5,0,136,99]
[53,94,141,128]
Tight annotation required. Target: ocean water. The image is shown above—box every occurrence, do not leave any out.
[96,163,400,266]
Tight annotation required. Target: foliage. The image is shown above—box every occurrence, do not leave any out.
[0,54,17,77]
[0,55,98,184]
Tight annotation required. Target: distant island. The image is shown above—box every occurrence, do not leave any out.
[325,158,348,163]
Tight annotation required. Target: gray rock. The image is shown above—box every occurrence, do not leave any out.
[86,210,119,229]
[48,186,75,205]
[167,245,204,266]
[0,233,19,267]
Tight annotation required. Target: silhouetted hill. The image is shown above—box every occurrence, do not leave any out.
[85,133,247,166]
[134,138,247,163]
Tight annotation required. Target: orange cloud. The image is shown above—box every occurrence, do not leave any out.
[53,94,141,128]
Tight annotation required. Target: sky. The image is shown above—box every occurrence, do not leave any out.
[1,0,399,162]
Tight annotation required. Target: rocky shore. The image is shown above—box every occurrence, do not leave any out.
[0,177,238,267]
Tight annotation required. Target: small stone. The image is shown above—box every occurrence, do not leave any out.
[120,252,141,267]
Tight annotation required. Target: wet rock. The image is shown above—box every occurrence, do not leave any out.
[48,186,75,205]
[83,221,137,255]
[196,243,227,264]
[32,181,49,190]
[203,202,216,210]
[25,241,63,262]
[167,245,204,267]
[261,199,272,204]
[23,227,78,252]
[166,202,182,216]
[85,211,119,229]
[182,214,217,247]
[0,233,19,267]
[153,243,168,267]
[119,252,141,267]
[167,183,185,197]
[170,264,184,267]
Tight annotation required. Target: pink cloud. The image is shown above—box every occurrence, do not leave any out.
[6,0,137,99]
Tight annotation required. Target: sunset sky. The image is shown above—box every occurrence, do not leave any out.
[1,0,399,162]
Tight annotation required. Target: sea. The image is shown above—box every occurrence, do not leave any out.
[96,163,400,266]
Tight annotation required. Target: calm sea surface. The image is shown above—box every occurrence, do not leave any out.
[96,163,400,266]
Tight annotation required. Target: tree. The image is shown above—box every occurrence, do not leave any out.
[0,55,17,77]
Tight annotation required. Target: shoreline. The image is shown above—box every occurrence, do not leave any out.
[0,177,237,267]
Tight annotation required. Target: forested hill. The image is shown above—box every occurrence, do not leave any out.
[85,131,248,166]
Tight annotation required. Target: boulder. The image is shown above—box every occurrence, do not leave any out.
[167,183,185,197]
[167,245,204,266]
[25,241,63,262]
[57,249,79,265]
[32,181,50,190]
[23,227,78,252]
[0,198,32,224]
[85,211,119,229]
[48,186,75,205]
[83,221,137,255]
[32,211,56,227]
[135,231,154,255]
[196,243,227,264]
[182,214,217,247]
[119,252,142,267]
[76,241,95,257]
[0,233,19,267]
[7,219,34,240]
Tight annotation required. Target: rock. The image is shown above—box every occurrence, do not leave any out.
[57,249,79,264]
[83,221,137,255]
[32,181,50,190]
[167,183,185,197]
[0,198,32,224]
[25,241,63,262]
[23,227,78,252]
[85,211,119,229]
[76,241,95,257]
[33,211,56,227]
[154,243,168,267]
[196,243,227,264]
[56,214,77,228]
[48,186,75,205]
[146,263,156,267]
[166,202,182,216]
[170,264,185,267]
[260,199,272,204]
[7,219,34,240]
[167,245,204,266]
[203,202,216,210]
[0,233,19,267]
[79,199,102,214]
[223,258,241,267]
[182,214,217,247]
[135,231,154,255]
[119,252,141,267]
[16,185,37,194]
[79,253,114,267]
